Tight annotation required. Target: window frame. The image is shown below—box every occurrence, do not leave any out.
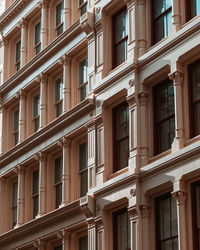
[54,76,63,118]
[79,0,88,16]
[186,0,200,22]
[33,93,40,132]
[55,0,64,37]
[32,168,39,219]
[78,58,88,102]
[15,40,21,71]
[79,141,88,198]
[13,108,19,146]
[54,155,63,209]
[34,21,41,55]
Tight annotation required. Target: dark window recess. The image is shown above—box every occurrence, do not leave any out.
[55,77,63,117]
[79,0,87,16]
[13,109,19,145]
[12,182,18,228]
[113,102,129,171]
[54,245,62,250]
[33,94,40,132]
[79,236,88,250]
[186,0,200,21]
[192,181,200,250]
[152,0,172,44]
[79,59,88,102]
[54,156,63,208]
[155,193,178,250]
[79,142,88,197]
[56,1,63,36]
[16,40,21,71]
[113,208,131,250]
[153,79,175,155]
[35,22,41,54]
[113,8,128,68]
[189,59,200,138]
[32,169,39,218]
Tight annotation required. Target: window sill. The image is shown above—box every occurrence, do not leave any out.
[184,135,200,147]
[107,166,129,180]
[148,149,171,164]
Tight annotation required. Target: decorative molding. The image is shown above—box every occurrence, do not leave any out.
[130,188,136,197]
[168,71,184,85]
[80,195,94,218]
[80,11,94,36]
[128,205,139,220]
[129,79,134,87]
[140,204,151,219]
[124,0,135,7]
[138,92,148,105]
[126,94,136,108]
[172,190,187,205]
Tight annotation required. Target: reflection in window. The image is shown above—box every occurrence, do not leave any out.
[113,8,128,67]
[33,94,40,132]
[35,22,41,54]
[12,182,18,228]
[189,59,200,137]
[153,0,172,43]
[155,193,178,250]
[153,79,175,155]
[13,109,19,145]
[55,77,63,117]
[113,102,129,171]
[79,59,88,101]
[32,169,39,218]
[79,142,88,197]
[54,156,63,208]
[16,40,21,71]
[56,1,63,36]
[79,0,87,16]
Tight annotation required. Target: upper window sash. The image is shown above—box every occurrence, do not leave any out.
[79,58,88,101]
[54,156,63,208]
[13,109,19,145]
[56,1,64,36]
[35,21,41,54]
[15,40,21,71]
[32,169,39,218]
[12,182,18,227]
[79,0,87,16]
[33,94,40,132]
[79,142,88,197]
[55,77,63,117]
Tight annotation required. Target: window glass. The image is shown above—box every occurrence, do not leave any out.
[14,109,19,145]
[56,1,63,36]
[12,182,18,227]
[192,182,200,248]
[35,22,41,46]
[54,246,62,250]
[79,59,88,101]
[79,0,87,16]
[16,40,21,71]
[191,0,200,18]
[79,236,88,250]
[79,142,88,197]
[32,169,39,218]
[32,169,39,195]
[54,156,62,208]
[54,156,63,184]
[55,77,63,117]
[33,94,40,132]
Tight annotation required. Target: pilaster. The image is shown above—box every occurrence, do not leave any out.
[87,217,96,250]
[171,0,181,33]
[62,55,71,113]
[1,36,9,82]
[41,0,49,49]
[20,19,28,67]
[0,176,6,234]
[128,205,139,250]
[140,204,151,250]
[169,71,184,152]
[33,239,47,250]
[96,217,104,250]
[0,105,6,155]
[39,73,48,129]
[18,90,26,143]
[137,0,147,56]
[63,0,71,30]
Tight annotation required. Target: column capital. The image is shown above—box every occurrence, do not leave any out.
[87,217,96,229]
[34,152,47,161]
[86,118,96,131]
[63,136,71,147]
[128,205,139,220]
[14,164,25,175]
[168,71,184,84]
[0,34,9,46]
[126,93,136,108]
[19,89,26,98]
[138,92,149,105]
[33,239,46,248]
[20,18,28,28]
[57,229,70,241]
[39,72,48,82]
[40,0,49,8]
[172,190,187,205]
[140,204,151,219]
[124,0,135,8]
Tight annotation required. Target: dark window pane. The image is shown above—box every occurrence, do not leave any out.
[33,94,40,117]
[14,133,19,145]
[80,170,88,197]
[154,16,165,43]
[12,182,18,206]
[16,40,21,63]
[79,0,87,5]
[80,4,87,15]
[54,246,62,250]
[117,138,129,170]
[56,24,63,36]
[55,77,63,102]
[14,109,19,132]
[55,183,62,208]
[191,0,200,18]
[36,44,41,55]
[79,236,88,250]
[114,10,128,44]
[115,40,128,67]
[33,195,39,218]
[13,206,17,227]
[32,170,39,195]
[35,22,41,45]
[79,142,87,171]
[80,85,87,102]
[56,1,63,26]
[56,101,63,117]
[34,116,40,132]
[79,59,88,85]
[55,156,63,184]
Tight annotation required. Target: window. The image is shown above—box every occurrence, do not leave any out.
[192,181,200,249]
[15,40,21,71]
[12,182,18,228]
[79,236,88,250]
[189,59,200,138]
[113,208,131,250]
[79,59,88,102]
[152,0,172,44]
[54,156,63,208]
[113,8,128,68]
[79,142,88,197]
[32,169,39,218]
[13,109,19,145]
[56,1,63,36]
[187,0,200,20]
[153,79,175,155]
[35,21,41,55]
[155,193,178,250]
[79,0,87,16]
[113,102,129,172]
[54,245,62,250]
[55,77,63,117]
[33,94,40,132]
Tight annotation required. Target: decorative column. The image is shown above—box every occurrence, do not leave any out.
[169,71,184,151]
[137,0,146,56]
[138,92,149,166]
[125,0,137,62]
[171,0,181,32]
[88,218,96,250]
[61,137,71,206]
[96,217,104,250]
[18,90,26,143]
[20,19,28,67]
[39,73,48,129]
[41,0,49,50]
[0,105,6,155]
[35,152,47,217]
[87,120,96,189]
[128,205,139,250]
[172,190,187,250]
[1,36,9,81]
[140,204,151,250]
[0,177,6,234]
[63,0,71,30]
[63,231,71,250]
[15,165,25,227]
[63,55,71,113]
[33,239,46,250]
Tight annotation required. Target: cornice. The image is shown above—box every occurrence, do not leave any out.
[0,21,84,95]
[0,98,95,168]
[0,200,81,246]
[0,0,29,31]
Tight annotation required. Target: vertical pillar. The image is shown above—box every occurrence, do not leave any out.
[172,190,187,250]
[88,34,95,94]
[96,115,104,185]
[125,0,137,61]
[169,71,184,151]
[0,105,6,155]
[140,204,151,250]
[63,0,71,31]
[171,0,181,32]
[87,120,96,189]
[18,90,26,143]
[0,177,6,234]
[20,19,28,67]
[61,137,71,206]
[96,217,104,250]
[88,218,96,250]
[15,165,25,227]
[39,73,48,129]
[128,205,139,250]
[126,91,139,172]
[59,230,71,250]
[41,0,49,50]
[2,36,9,81]
[63,56,71,113]
[137,0,146,56]
[138,92,149,166]
[33,239,46,250]
[36,152,47,217]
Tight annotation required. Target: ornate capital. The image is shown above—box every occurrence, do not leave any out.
[39,72,48,82]
[33,239,46,248]
[128,205,139,221]
[63,136,71,147]
[172,190,187,205]
[138,92,148,105]
[124,0,135,8]
[40,0,49,8]
[126,94,136,108]
[34,152,47,161]
[80,11,94,36]
[57,139,63,147]
[87,217,96,229]
[168,71,184,84]
[140,204,151,219]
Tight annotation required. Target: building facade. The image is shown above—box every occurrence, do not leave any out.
[0,0,200,249]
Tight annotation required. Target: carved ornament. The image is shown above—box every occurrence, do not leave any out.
[172,190,187,205]
[80,11,94,36]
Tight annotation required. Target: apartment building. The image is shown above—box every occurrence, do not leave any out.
[0,0,200,249]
